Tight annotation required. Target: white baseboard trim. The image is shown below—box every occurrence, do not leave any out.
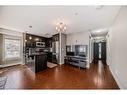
[86,64,90,69]
[59,63,64,65]
[109,65,123,89]
[0,62,23,68]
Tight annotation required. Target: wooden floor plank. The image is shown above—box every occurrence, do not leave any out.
[0,60,119,89]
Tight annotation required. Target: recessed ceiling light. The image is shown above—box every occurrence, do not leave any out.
[74,12,78,16]
[96,30,102,33]
[94,29,107,33]
[29,36,32,40]
[96,37,101,39]
[29,25,32,28]
[25,31,28,33]
[95,5,103,9]
[35,38,39,41]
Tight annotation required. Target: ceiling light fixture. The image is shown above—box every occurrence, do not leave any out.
[74,12,78,16]
[29,25,32,28]
[35,38,39,41]
[95,5,103,9]
[29,36,32,40]
[55,22,66,32]
[27,25,33,40]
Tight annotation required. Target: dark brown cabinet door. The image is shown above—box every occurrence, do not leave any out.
[25,33,46,48]
[35,54,47,73]
[52,34,59,42]
[45,38,52,48]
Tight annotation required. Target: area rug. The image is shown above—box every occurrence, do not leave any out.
[47,62,57,68]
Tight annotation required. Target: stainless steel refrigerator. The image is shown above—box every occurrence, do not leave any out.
[52,41,59,63]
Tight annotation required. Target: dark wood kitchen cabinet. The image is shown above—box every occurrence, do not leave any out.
[25,33,46,47]
[35,54,47,73]
[52,34,59,42]
[47,52,52,62]
[45,37,52,48]
[25,53,47,73]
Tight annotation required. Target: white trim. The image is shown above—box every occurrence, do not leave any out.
[86,64,90,69]
[4,38,21,60]
[59,32,62,65]
[59,63,64,65]
[0,28,23,37]
[0,27,24,33]
[0,62,23,68]
[109,65,123,89]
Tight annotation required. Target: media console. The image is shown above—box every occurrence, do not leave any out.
[64,55,88,68]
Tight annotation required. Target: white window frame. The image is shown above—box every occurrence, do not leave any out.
[4,36,21,60]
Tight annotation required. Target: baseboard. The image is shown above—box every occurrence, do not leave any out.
[109,65,123,89]
[59,63,64,65]
[0,62,23,68]
[86,64,90,69]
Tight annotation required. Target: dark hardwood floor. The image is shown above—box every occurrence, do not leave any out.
[0,60,119,89]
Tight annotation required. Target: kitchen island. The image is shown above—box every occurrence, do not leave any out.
[25,52,47,73]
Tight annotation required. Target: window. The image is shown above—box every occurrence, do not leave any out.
[5,38,21,59]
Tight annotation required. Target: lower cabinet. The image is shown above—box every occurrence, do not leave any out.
[35,54,47,73]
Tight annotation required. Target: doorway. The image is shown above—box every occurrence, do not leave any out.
[93,42,106,61]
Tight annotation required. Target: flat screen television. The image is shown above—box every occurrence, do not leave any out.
[66,45,87,57]
[75,45,87,57]
[66,52,75,56]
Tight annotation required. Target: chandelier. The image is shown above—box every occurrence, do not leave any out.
[55,22,66,32]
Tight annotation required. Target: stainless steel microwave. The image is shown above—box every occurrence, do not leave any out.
[36,42,45,47]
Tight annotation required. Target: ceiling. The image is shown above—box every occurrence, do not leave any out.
[90,28,108,37]
[0,6,121,37]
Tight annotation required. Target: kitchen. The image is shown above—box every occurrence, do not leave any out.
[0,5,122,90]
[24,33,53,72]
[0,29,88,73]
[24,31,88,73]
[0,6,89,74]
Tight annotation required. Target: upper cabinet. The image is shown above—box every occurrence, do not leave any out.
[25,33,46,47]
[25,33,53,48]
[45,37,52,48]
[52,34,59,42]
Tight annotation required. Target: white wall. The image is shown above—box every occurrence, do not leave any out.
[66,31,90,68]
[107,6,127,89]
[67,31,89,45]
[89,37,94,63]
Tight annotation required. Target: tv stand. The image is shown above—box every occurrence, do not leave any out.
[64,55,88,68]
